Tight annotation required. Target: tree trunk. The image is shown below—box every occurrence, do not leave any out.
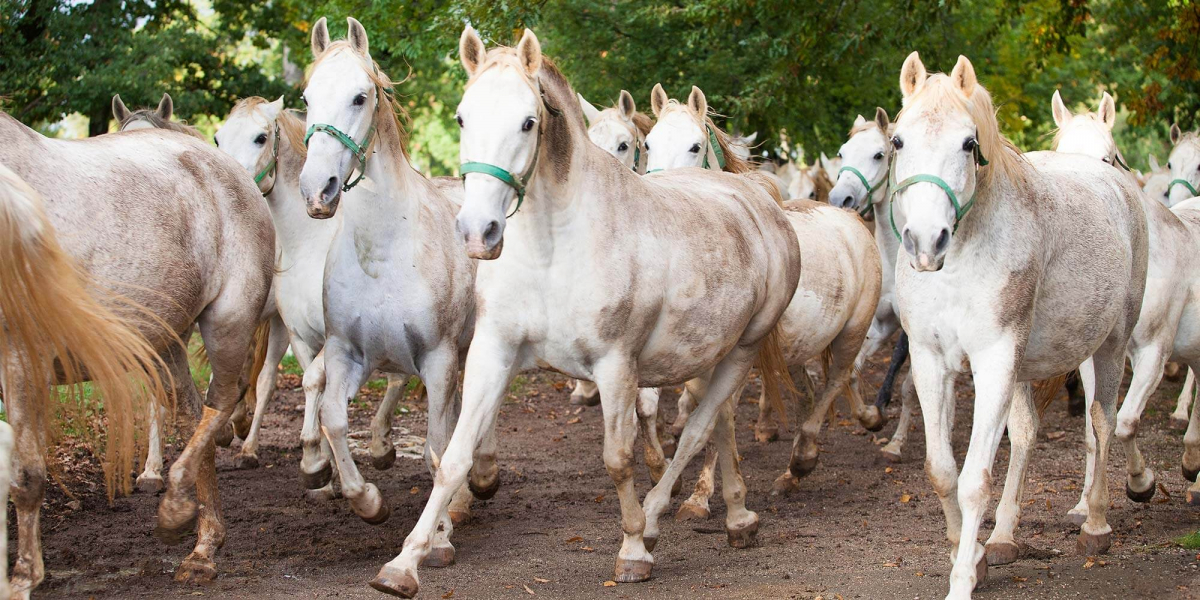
[89,105,109,137]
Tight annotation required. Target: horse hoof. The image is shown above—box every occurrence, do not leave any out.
[1171,416,1191,430]
[356,486,391,525]
[984,542,1020,566]
[676,502,710,521]
[469,474,500,500]
[975,553,988,588]
[234,453,259,470]
[421,545,456,568]
[1125,481,1155,503]
[1076,530,1111,555]
[371,445,397,471]
[643,535,658,553]
[858,406,886,432]
[880,448,903,463]
[175,555,217,583]
[753,425,778,444]
[153,497,198,546]
[304,487,339,503]
[789,456,818,478]
[300,462,333,490]
[369,565,419,598]
[1187,488,1200,507]
[449,510,471,526]
[1064,510,1087,527]
[726,518,759,549]
[215,424,235,448]
[568,393,600,408]
[1183,464,1200,483]
[136,474,165,494]
[660,438,676,459]
[771,472,801,496]
[614,558,653,583]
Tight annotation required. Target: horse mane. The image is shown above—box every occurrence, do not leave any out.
[230,97,309,161]
[1178,130,1200,149]
[810,164,833,202]
[897,73,1028,189]
[121,109,205,140]
[630,111,654,137]
[657,99,751,174]
[307,41,410,163]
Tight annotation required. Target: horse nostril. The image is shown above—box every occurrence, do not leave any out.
[320,176,340,201]
[934,228,950,253]
[843,195,854,208]
[483,220,501,245]
[901,229,915,255]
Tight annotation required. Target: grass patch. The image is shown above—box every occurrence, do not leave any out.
[365,378,389,392]
[509,375,528,395]
[279,354,304,376]
[1177,531,1200,549]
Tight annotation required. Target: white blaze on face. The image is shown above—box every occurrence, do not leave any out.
[1168,139,1200,207]
[645,110,706,172]
[829,126,889,211]
[298,49,377,213]
[215,100,283,180]
[587,118,637,169]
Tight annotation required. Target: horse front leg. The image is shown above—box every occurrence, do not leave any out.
[1114,344,1168,503]
[713,388,758,548]
[419,345,473,550]
[317,342,383,524]
[0,421,13,600]
[298,348,339,502]
[946,343,1017,599]
[880,371,916,462]
[235,314,289,469]
[676,445,717,520]
[370,333,518,598]
[1182,360,1200,503]
[984,382,1037,566]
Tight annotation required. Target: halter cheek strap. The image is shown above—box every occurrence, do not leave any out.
[839,165,880,217]
[304,86,383,193]
[254,121,280,197]
[888,146,989,240]
[459,92,558,218]
[1170,178,1200,198]
[702,124,726,171]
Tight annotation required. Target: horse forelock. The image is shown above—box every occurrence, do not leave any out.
[897,73,1028,190]
[1050,108,1113,154]
[307,41,410,161]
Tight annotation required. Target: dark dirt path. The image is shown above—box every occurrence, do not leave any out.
[27,360,1200,599]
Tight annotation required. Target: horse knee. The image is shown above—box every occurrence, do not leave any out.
[1115,416,1139,441]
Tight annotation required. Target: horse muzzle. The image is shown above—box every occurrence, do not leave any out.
[456,214,505,260]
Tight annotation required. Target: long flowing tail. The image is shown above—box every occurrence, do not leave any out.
[239,320,273,426]
[0,164,167,498]
[755,327,798,429]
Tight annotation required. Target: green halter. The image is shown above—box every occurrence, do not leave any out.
[1112,150,1130,172]
[254,121,280,197]
[889,145,989,240]
[304,86,383,193]
[646,124,725,174]
[1170,178,1199,198]
[459,92,559,218]
[632,143,641,172]
[839,165,880,217]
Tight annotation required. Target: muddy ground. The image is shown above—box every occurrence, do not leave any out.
[27,356,1200,599]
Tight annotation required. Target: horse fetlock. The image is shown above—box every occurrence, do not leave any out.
[214,423,235,448]
[370,442,398,471]
[351,483,390,525]
[468,466,500,500]
[1125,469,1155,503]
[421,543,456,568]
[856,405,886,432]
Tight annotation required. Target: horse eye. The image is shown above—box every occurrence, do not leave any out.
[892,136,904,150]
[353,94,367,107]
[836,152,842,158]
[617,142,629,152]
[644,142,650,151]
[301,95,308,106]
[455,115,463,128]
[689,143,701,153]
[963,137,978,152]
[255,134,268,145]
[873,152,884,160]
[808,191,816,199]
[522,118,536,132]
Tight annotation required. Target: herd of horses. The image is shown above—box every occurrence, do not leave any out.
[1,16,1199,600]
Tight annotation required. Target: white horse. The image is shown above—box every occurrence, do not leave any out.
[369,27,800,597]
[297,18,490,536]
[643,84,881,518]
[1051,90,1200,521]
[826,109,920,461]
[1143,153,1172,206]
[1167,124,1200,207]
[788,162,832,202]
[891,53,1147,598]
[215,96,410,491]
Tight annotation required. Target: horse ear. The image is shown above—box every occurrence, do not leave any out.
[346,17,369,56]
[577,93,601,125]
[516,28,542,77]
[1097,92,1116,130]
[156,93,174,120]
[112,94,130,123]
[687,85,707,118]
[1171,123,1182,145]
[268,95,285,116]
[459,26,485,77]
[743,131,758,145]
[1149,153,1161,172]
[874,107,890,130]
[899,51,926,99]
[311,17,331,57]
[1051,90,1071,128]
[650,83,668,118]
[618,90,636,120]
[853,114,866,127]
[950,55,977,98]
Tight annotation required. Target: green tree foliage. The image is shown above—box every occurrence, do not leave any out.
[1,0,1196,172]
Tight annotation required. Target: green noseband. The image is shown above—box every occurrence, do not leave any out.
[305,121,375,192]
[839,165,879,217]
[888,146,989,240]
[254,121,280,196]
[1170,178,1200,199]
[459,92,558,218]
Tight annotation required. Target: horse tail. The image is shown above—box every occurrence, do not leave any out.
[190,336,209,374]
[745,171,787,208]
[755,326,798,429]
[0,164,167,499]
[240,320,272,424]
[874,332,910,410]
[1034,373,1070,418]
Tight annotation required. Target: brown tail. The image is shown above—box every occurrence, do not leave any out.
[1034,373,1069,418]
[0,164,167,499]
[755,326,799,429]
[241,320,272,417]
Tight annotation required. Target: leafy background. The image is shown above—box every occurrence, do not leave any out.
[2,0,1197,175]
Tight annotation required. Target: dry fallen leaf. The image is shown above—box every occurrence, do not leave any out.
[1083,557,1096,569]
[566,536,583,543]
[900,494,912,503]
[883,561,901,567]
[534,577,549,583]
[1045,430,1066,441]
[594,494,605,503]
[914,571,924,577]
[442,589,455,599]
[884,467,893,474]
[1012,576,1028,582]
[582,546,595,552]
[602,580,617,587]
[410,486,420,495]
[567,417,582,425]
[523,584,535,595]
[1046,499,1052,511]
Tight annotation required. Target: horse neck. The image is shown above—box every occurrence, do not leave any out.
[342,112,430,244]
[511,123,598,258]
[265,125,324,257]
[873,189,900,268]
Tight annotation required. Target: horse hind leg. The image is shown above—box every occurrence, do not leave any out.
[713,392,759,548]
[1077,338,1126,557]
[676,445,717,521]
[0,421,13,600]
[984,382,1037,566]
[634,387,677,495]
[369,374,408,471]
[753,378,780,443]
[6,371,48,596]
[1114,345,1168,503]
[1173,368,1196,429]
[235,315,288,469]
[1181,361,1200,504]
[880,370,916,462]
[174,441,223,582]
[774,346,856,493]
